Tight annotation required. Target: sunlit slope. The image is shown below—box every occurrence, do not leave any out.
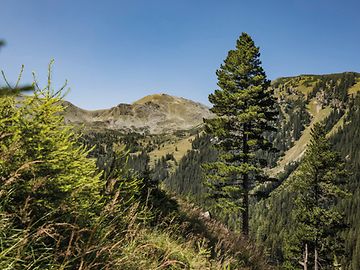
[269,72,360,176]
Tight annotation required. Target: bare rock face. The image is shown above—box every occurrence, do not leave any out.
[63,93,213,134]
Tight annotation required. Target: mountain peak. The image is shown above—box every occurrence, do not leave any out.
[64,93,212,134]
[133,93,183,105]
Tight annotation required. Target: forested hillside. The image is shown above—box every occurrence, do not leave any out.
[163,72,360,269]
[250,75,360,269]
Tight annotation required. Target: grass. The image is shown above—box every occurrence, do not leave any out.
[117,227,214,269]
[308,99,321,115]
[0,188,275,270]
[272,76,319,98]
[149,135,195,167]
[348,78,360,95]
[296,78,319,96]
[327,110,347,137]
[154,194,276,270]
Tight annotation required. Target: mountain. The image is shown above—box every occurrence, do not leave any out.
[63,93,212,134]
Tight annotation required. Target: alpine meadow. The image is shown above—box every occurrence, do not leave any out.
[1,1,360,269]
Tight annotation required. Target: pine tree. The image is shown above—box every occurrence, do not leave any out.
[0,63,101,227]
[288,123,349,269]
[203,33,277,236]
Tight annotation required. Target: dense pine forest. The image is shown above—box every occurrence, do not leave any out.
[2,32,360,270]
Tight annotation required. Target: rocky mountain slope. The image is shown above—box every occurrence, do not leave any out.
[63,93,212,134]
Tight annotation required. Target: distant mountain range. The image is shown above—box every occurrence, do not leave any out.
[63,93,213,134]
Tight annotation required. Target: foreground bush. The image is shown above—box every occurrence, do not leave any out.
[0,69,141,268]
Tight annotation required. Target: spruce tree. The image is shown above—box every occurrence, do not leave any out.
[0,64,101,227]
[288,123,349,269]
[203,33,277,236]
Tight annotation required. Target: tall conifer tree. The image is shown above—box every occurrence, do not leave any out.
[287,123,349,269]
[203,33,277,235]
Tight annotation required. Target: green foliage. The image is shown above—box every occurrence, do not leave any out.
[284,123,349,268]
[0,65,145,269]
[249,73,360,269]
[0,78,101,226]
[165,134,245,231]
[0,67,106,268]
[204,33,277,235]
[330,93,360,269]
[309,72,359,103]
[160,72,360,268]
[263,95,311,168]
[165,134,217,202]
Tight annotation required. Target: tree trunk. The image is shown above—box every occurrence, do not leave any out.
[242,175,249,236]
[314,173,319,270]
[299,243,308,270]
[242,124,249,236]
[314,246,319,270]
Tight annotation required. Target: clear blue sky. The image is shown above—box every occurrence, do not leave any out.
[1,0,360,109]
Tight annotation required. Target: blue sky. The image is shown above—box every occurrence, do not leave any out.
[1,0,360,109]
